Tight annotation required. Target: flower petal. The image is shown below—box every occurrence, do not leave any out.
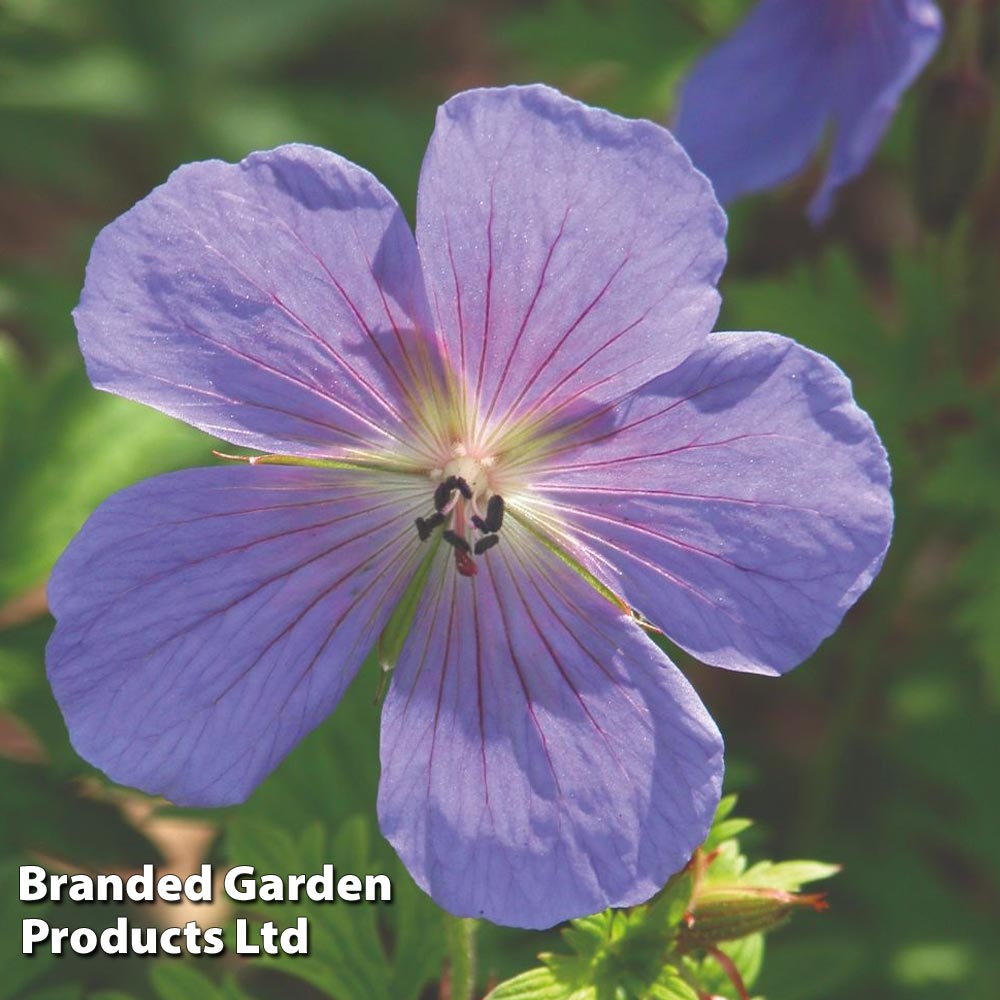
[529,333,893,676]
[674,0,836,206]
[674,0,941,221]
[416,85,725,442]
[809,0,943,222]
[378,522,723,928]
[75,145,441,461]
[46,465,427,805]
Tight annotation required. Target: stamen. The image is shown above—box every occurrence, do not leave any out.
[415,511,444,541]
[448,475,473,500]
[424,457,503,575]
[442,529,471,553]
[433,481,452,513]
[434,476,473,513]
[474,535,499,556]
[485,495,505,532]
[472,494,505,535]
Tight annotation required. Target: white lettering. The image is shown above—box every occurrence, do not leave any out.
[224,866,257,903]
[19,866,47,902]
[22,919,49,953]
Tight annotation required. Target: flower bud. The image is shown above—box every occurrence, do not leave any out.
[679,884,828,948]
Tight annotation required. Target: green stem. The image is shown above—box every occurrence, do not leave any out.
[443,915,478,1000]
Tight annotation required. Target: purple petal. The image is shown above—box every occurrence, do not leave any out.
[75,145,441,460]
[810,0,943,222]
[378,523,723,929]
[416,85,725,440]
[674,0,942,220]
[46,465,427,806]
[531,333,893,676]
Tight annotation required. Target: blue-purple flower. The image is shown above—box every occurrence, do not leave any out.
[674,0,943,221]
[47,85,892,929]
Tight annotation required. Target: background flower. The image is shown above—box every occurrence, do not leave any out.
[673,0,944,220]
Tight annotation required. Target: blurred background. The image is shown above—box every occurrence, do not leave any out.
[1,1,998,998]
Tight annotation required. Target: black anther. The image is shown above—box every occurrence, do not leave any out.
[448,475,472,500]
[434,476,473,511]
[442,530,471,553]
[471,514,487,533]
[433,481,452,513]
[416,511,444,541]
[474,535,500,556]
[485,495,505,533]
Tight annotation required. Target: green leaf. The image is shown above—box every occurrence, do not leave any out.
[559,912,615,958]
[0,362,215,606]
[0,860,54,1000]
[486,966,595,1000]
[23,987,83,1000]
[223,815,443,1000]
[687,934,765,999]
[500,0,710,119]
[704,840,748,882]
[647,970,700,1000]
[0,48,154,117]
[702,794,754,851]
[0,335,26,458]
[712,794,739,826]
[0,759,162,866]
[739,861,842,892]
[150,965,225,1000]
[645,871,694,931]
[704,818,754,851]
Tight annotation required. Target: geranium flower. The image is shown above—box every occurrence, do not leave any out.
[47,86,892,929]
[673,0,943,221]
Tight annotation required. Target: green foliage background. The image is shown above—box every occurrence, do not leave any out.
[1,1,998,997]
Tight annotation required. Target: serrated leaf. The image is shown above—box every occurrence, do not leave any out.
[645,871,694,931]
[561,912,614,957]
[486,966,595,1000]
[739,861,841,891]
[647,970,700,1000]
[704,818,754,851]
[224,815,442,1000]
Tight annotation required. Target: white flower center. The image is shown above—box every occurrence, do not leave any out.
[417,448,505,578]
[440,454,491,503]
